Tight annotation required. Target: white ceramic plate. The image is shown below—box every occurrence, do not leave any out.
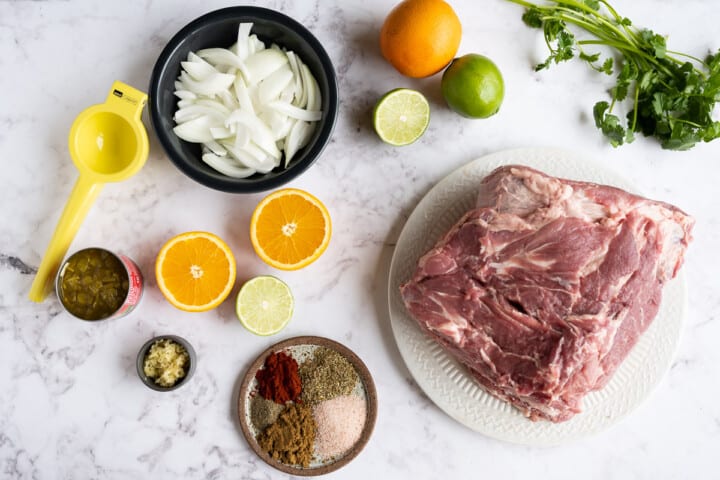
[388,147,686,446]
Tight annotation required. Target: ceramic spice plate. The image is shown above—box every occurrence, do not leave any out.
[238,336,378,476]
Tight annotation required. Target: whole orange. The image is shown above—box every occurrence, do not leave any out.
[380,0,462,78]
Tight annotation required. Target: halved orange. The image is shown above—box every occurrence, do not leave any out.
[250,188,332,270]
[155,231,237,312]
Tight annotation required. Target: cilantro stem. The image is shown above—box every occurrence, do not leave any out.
[578,39,643,59]
[673,118,704,128]
[597,0,621,22]
[505,0,536,9]
[549,7,629,44]
[630,83,640,132]
[666,50,708,71]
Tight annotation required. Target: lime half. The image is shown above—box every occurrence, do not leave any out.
[373,88,430,146]
[236,276,294,336]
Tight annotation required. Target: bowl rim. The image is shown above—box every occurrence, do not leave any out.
[148,6,339,193]
[136,334,197,391]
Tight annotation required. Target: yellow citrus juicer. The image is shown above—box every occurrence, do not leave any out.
[28,81,149,302]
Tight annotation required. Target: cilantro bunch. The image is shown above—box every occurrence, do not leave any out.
[508,0,720,150]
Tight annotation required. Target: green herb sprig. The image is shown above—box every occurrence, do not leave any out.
[508,0,720,150]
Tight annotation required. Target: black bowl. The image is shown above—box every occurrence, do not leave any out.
[149,7,338,193]
[136,335,197,392]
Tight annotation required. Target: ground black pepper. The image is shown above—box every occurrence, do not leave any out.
[250,396,285,432]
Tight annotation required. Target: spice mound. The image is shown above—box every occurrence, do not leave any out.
[313,395,366,459]
[249,344,369,470]
[299,347,358,405]
[255,351,302,404]
[143,339,189,387]
[257,403,316,468]
[251,397,285,432]
[57,248,129,320]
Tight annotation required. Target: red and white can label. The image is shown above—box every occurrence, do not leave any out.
[112,254,144,318]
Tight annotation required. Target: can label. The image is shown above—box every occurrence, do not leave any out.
[113,254,144,318]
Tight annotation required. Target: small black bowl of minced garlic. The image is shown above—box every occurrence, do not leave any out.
[136,335,196,391]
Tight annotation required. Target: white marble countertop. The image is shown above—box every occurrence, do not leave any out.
[2,0,719,478]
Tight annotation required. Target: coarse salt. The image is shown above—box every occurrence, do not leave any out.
[313,394,366,459]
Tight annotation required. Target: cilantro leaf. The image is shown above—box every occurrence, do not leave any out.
[522,7,544,29]
[639,29,667,59]
[594,101,627,146]
[701,121,720,142]
[600,58,614,75]
[580,51,600,63]
[556,30,575,62]
[663,123,701,150]
[611,61,638,101]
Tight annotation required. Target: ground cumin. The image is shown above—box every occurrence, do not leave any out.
[257,403,316,467]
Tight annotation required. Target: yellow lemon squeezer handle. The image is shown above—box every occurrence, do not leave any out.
[28,81,148,303]
[28,177,105,303]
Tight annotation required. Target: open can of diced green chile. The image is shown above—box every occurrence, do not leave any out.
[55,247,143,321]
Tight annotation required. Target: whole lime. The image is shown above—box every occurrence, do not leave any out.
[441,54,504,119]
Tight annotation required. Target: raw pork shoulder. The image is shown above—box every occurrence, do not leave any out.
[400,165,693,422]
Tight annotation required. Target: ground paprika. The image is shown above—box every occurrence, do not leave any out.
[255,351,302,404]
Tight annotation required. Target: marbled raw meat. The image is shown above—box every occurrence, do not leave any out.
[400,165,693,422]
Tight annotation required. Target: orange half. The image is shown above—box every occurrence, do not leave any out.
[155,231,237,312]
[250,188,332,270]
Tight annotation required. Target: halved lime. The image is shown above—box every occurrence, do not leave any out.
[373,88,430,146]
[236,276,294,336]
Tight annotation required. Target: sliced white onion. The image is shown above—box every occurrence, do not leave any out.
[181,56,217,81]
[249,35,266,54]
[176,99,194,109]
[194,98,232,114]
[222,142,276,173]
[179,71,235,97]
[202,153,255,178]
[196,48,243,69]
[205,140,227,156]
[210,126,234,140]
[268,101,322,122]
[262,109,294,140]
[284,120,313,167]
[234,125,250,148]
[285,51,304,107]
[244,49,288,85]
[236,23,253,61]
[173,116,216,143]
[174,90,196,100]
[173,23,323,178]
[300,63,321,112]
[225,109,281,160]
[233,74,255,114]
[217,89,239,110]
[258,66,294,105]
[174,104,227,124]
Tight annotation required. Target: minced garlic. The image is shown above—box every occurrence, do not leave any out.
[143,339,189,387]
